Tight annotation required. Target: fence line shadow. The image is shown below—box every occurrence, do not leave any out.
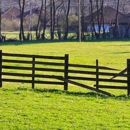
[32,88,130,100]
[1,87,130,100]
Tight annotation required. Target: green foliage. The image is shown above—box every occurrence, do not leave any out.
[68,15,78,31]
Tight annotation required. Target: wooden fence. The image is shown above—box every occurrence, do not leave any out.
[0,50,130,96]
[0,50,69,90]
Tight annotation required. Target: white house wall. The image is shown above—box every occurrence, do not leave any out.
[87,24,110,32]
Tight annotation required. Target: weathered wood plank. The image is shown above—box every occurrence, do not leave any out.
[2,72,63,79]
[2,65,32,70]
[95,85,127,90]
[58,78,114,96]
[2,53,65,60]
[2,59,65,66]
[69,63,118,70]
[68,76,127,83]
[96,60,99,89]
[68,69,127,77]
[32,57,35,89]
[2,78,64,85]
[64,54,69,90]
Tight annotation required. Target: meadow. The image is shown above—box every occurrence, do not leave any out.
[0,40,130,129]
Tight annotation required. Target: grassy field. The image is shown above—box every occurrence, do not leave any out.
[0,40,130,129]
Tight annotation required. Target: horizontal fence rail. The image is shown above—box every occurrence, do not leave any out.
[1,51,68,90]
[0,50,130,96]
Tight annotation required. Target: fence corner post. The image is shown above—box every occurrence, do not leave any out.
[96,59,99,90]
[64,54,69,91]
[127,59,130,96]
[0,50,2,88]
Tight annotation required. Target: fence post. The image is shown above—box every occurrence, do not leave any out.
[96,59,99,90]
[0,50,2,88]
[32,56,35,89]
[64,54,69,90]
[127,59,130,96]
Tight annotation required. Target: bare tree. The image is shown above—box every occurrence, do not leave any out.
[41,0,47,40]
[64,0,70,40]
[81,0,85,40]
[50,0,54,40]
[89,0,96,40]
[101,0,106,39]
[78,0,81,42]
[19,0,26,41]
[113,0,120,38]
[35,0,44,40]
[49,0,64,40]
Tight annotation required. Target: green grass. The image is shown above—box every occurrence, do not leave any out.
[1,40,130,129]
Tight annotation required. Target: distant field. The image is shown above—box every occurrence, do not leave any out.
[0,41,130,129]
[2,31,77,40]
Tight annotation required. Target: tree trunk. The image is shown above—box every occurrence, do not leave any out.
[95,0,101,39]
[101,0,106,39]
[36,0,43,40]
[81,0,85,40]
[19,0,26,41]
[89,0,96,40]
[50,0,54,40]
[64,0,70,40]
[124,24,130,38]
[41,0,47,40]
[113,0,120,38]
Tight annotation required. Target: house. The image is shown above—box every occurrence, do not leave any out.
[23,7,50,31]
[1,7,20,31]
[1,6,50,31]
[2,7,20,20]
[85,6,125,32]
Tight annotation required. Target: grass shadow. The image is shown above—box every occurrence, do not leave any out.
[1,38,130,46]
[33,88,112,98]
[33,88,130,100]
[0,39,78,46]
[1,87,130,100]
[112,52,130,54]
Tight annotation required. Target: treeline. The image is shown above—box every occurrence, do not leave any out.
[0,0,130,42]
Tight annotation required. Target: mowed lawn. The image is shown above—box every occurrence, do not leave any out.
[0,40,130,129]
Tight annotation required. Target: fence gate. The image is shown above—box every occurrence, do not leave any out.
[64,60,128,96]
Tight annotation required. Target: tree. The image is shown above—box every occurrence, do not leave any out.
[81,0,86,40]
[50,0,54,40]
[41,0,47,40]
[113,0,120,38]
[89,0,95,40]
[63,0,70,40]
[19,0,26,41]
[78,0,81,42]
[35,0,44,40]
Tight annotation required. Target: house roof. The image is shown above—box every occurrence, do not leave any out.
[22,7,39,18]
[22,7,50,20]
[111,16,130,24]
[2,7,20,20]
[85,6,125,24]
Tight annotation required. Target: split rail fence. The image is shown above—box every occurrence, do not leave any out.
[0,50,130,96]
